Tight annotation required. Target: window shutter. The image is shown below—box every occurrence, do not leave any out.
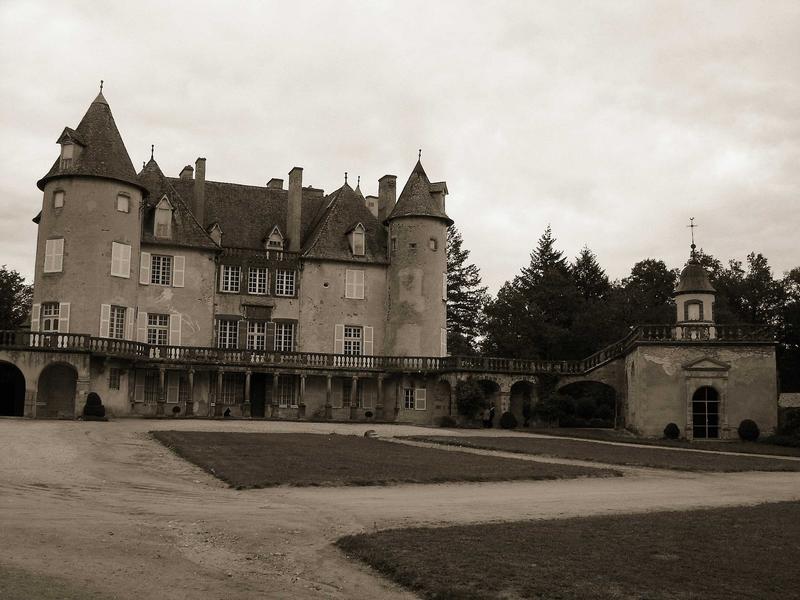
[173,256,185,288]
[125,307,135,340]
[99,304,111,337]
[134,371,145,402]
[219,266,225,292]
[266,321,276,351]
[355,270,365,299]
[121,243,131,278]
[111,242,130,278]
[363,326,374,355]
[345,270,354,298]
[139,252,151,285]
[31,303,41,332]
[53,239,64,272]
[44,239,64,273]
[169,313,182,346]
[58,302,70,333]
[237,320,247,350]
[137,311,148,342]
[415,388,427,411]
[334,324,345,354]
[167,372,180,403]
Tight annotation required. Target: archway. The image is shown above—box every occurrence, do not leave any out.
[0,361,25,417]
[476,379,500,427]
[556,381,617,428]
[509,380,535,427]
[692,386,720,439]
[38,363,78,418]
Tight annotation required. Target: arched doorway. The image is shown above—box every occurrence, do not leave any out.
[38,363,78,418]
[509,381,535,427]
[0,361,26,417]
[692,386,720,439]
[556,381,617,428]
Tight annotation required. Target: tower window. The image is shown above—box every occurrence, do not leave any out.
[391,237,397,253]
[60,143,74,169]
[117,193,130,213]
[41,302,60,333]
[685,301,704,321]
[429,238,438,251]
[53,190,65,209]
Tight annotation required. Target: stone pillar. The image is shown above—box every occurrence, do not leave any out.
[214,368,223,417]
[271,372,280,417]
[186,369,195,416]
[375,375,384,420]
[298,374,306,418]
[349,375,359,420]
[243,370,252,418]
[325,375,332,419]
[156,367,166,416]
[75,375,91,418]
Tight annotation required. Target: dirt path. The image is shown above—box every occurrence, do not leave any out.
[2,419,799,599]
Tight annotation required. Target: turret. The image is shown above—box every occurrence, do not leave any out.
[31,86,146,339]
[673,242,716,339]
[384,159,453,357]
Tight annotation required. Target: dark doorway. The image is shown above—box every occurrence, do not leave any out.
[0,362,25,416]
[38,363,78,418]
[692,386,720,439]
[509,381,535,426]
[250,373,272,418]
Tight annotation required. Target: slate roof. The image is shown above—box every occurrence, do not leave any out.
[138,159,219,251]
[386,160,452,225]
[675,258,716,294]
[37,92,145,192]
[303,183,388,262]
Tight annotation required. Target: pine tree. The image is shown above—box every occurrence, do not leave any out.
[519,224,569,287]
[572,246,610,301]
[446,225,489,354]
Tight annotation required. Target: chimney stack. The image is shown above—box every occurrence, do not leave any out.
[287,167,303,252]
[194,157,206,227]
[179,165,194,180]
[266,178,284,189]
[378,174,397,224]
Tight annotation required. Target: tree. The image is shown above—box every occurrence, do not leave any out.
[572,246,610,301]
[620,259,677,324]
[0,266,32,330]
[446,225,489,354]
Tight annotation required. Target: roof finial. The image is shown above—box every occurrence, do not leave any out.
[100,79,104,92]
[357,175,360,186]
[344,172,348,184]
[687,217,698,259]
[418,148,422,161]
[151,144,154,160]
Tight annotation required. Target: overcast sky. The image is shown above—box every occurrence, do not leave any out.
[1,0,797,294]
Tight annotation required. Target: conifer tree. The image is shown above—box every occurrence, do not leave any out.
[572,246,610,301]
[446,225,489,355]
[0,266,32,329]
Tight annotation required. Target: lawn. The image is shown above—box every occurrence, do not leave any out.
[337,501,800,600]
[152,431,618,488]
[0,564,106,600]
[408,435,800,472]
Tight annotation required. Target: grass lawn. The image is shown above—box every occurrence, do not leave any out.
[408,435,800,472]
[337,501,800,600]
[0,564,106,600]
[527,428,800,457]
[152,431,618,488]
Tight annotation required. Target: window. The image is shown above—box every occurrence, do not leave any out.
[408,242,417,249]
[220,374,244,405]
[403,388,415,410]
[41,302,60,333]
[343,326,362,355]
[147,314,169,346]
[403,387,427,410]
[391,237,397,253]
[278,377,297,408]
[429,238,438,251]
[116,193,130,213]
[220,265,241,293]
[44,238,64,273]
[217,320,239,349]
[109,305,126,339]
[685,301,704,322]
[692,386,720,439]
[342,379,363,408]
[143,371,159,405]
[109,368,121,390]
[275,270,295,296]
[247,321,267,351]
[151,255,172,286]
[248,267,268,295]
[266,226,284,250]
[111,242,131,278]
[350,223,365,256]
[345,269,365,299]
[178,373,190,404]
[60,143,74,169]
[53,190,65,209]
[154,197,172,238]
[274,322,295,352]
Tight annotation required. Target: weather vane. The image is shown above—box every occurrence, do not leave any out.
[687,217,698,257]
[100,79,104,92]
[344,172,348,184]
[150,144,154,160]
[418,148,422,160]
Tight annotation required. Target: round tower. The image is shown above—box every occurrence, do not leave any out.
[384,160,453,357]
[673,243,716,339]
[32,89,146,338]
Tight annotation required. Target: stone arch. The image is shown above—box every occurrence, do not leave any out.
[556,380,617,428]
[37,362,78,418]
[0,361,26,417]
[509,380,536,426]
[691,385,720,439]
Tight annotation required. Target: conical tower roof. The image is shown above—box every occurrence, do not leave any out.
[37,91,144,192]
[674,253,715,294]
[385,160,452,225]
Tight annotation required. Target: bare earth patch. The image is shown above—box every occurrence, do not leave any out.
[337,501,800,600]
[151,431,618,488]
[407,435,800,471]
[0,563,106,600]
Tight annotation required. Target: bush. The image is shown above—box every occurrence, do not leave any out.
[588,418,610,428]
[438,415,457,428]
[455,379,487,418]
[778,408,800,437]
[762,434,800,448]
[663,423,680,439]
[499,411,518,429]
[738,419,760,441]
[82,392,106,418]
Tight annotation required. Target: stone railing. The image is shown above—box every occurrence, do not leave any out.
[0,323,775,376]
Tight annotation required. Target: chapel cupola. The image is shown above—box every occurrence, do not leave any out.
[673,240,716,327]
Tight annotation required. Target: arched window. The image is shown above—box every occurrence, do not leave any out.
[692,386,719,439]
[350,223,365,256]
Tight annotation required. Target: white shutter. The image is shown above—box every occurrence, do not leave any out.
[57,302,70,333]
[54,239,64,272]
[44,239,64,273]
[345,270,354,298]
[345,270,365,299]
[355,270,365,299]
[31,303,41,332]
[125,307,135,340]
[99,304,111,337]
[167,372,179,403]
[415,388,427,411]
[173,256,185,288]
[442,272,447,301]
[121,243,131,277]
[137,311,148,342]
[169,313,182,346]
[363,326,374,355]
[334,324,345,354]
[139,252,151,284]
[110,242,130,278]
[441,328,447,357]
[219,266,225,292]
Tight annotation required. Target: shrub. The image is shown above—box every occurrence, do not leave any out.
[171,405,181,415]
[82,392,106,418]
[499,411,518,429]
[438,415,457,428]
[762,434,800,448]
[364,410,374,419]
[455,379,487,418]
[588,418,610,428]
[663,423,680,440]
[738,419,760,441]
[778,408,800,437]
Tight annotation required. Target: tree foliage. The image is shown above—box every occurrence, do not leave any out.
[446,225,489,355]
[0,266,32,329]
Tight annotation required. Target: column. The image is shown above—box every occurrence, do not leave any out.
[298,374,306,418]
[186,369,195,416]
[243,370,252,418]
[349,375,359,420]
[375,375,384,420]
[214,368,223,417]
[156,367,166,416]
[75,375,91,419]
[325,375,332,419]
[271,372,280,417]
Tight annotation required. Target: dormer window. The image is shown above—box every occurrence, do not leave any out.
[154,196,173,239]
[60,143,74,169]
[265,226,284,251]
[208,223,223,245]
[350,223,365,256]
